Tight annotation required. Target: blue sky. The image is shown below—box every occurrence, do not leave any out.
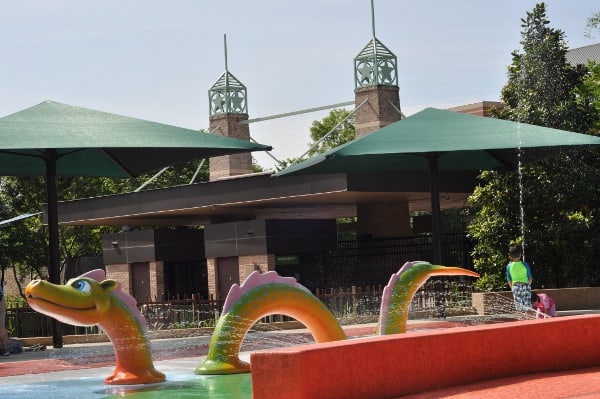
[1,1,598,169]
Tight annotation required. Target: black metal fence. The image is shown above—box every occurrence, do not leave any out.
[315,277,476,319]
[5,304,101,338]
[6,233,476,337]
[295,233,473,291]
[7,277,476,337]
[139,296,223,330]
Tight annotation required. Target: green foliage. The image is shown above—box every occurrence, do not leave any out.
[125,159,209,191]
[577,61,600,133]
[469,3,600,291]
[307,108,355,157]
[275,109,356,171]
[585,11,600,38]
[275,157,302,172]
[498,3,599,132]
[0,157,211,291]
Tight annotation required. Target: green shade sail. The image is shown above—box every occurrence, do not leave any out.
[0,100,270,177]
[0,100,270,348]
[277,107,600,176]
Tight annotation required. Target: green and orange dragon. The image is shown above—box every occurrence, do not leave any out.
[25,269,165,385]
[26,261,478,382]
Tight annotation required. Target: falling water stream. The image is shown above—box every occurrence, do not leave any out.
[517,121,526,259]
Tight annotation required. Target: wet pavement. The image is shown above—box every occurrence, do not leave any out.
[0,323,386,399]
[1,319,599,398]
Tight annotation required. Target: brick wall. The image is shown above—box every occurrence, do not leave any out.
[238,254,276,283]
[148,261,164,301]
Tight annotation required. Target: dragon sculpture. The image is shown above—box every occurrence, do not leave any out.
[24,261,478,381]
[197,261,479,374]
[25,269,165,385]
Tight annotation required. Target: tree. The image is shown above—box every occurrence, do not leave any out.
[497,3,597,131]
[577,61,600,133]
[0,156,212,293]
[306,108,355,157]
[275,108,355,171]
[0,176,120,289]
[468,3,600,290]
[585,11,600,38]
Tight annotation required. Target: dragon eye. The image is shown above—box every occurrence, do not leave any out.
[72,280,92,294]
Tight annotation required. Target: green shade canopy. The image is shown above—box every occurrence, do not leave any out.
[277,107,600,176]
[276,107,600,263]
[0,100,270,348]
[0,100,270,177]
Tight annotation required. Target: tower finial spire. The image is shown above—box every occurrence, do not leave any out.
[371,0,376,39]
[224,34,228,72]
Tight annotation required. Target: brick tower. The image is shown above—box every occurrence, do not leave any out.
[208,35,253,181]
[353,2,402,138]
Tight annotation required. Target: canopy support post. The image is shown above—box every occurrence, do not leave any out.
[45,150,63,348]
[427,153,443,264]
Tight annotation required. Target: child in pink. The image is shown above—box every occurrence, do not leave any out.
[532,292,556,318]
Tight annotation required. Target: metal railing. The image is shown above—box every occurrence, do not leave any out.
[5,303,101,338]
[7,277,476,338]
[315,277,476,319]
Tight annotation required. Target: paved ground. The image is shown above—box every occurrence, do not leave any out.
[1,319,599,398]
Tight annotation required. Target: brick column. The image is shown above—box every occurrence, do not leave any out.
[148,261,164,301]
[209,113,253,180]
[105,264,132,296]
[206,258,217,300]
[354,85,401,138]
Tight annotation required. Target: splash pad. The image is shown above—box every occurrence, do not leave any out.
[18,262,600,397]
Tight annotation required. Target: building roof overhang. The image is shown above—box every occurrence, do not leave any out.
[48,171,477,227]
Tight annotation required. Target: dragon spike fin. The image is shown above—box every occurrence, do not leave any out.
[80,268,106,281]
[78,268,147,331]
[222,271,306,314]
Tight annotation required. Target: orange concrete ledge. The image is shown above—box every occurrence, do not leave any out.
[250,315,600,399]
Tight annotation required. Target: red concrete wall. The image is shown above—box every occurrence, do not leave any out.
[251,315,600,399]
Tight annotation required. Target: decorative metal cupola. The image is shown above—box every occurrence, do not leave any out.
[209,35,248,116]
[354,0,398,88]
[353,0,402,140]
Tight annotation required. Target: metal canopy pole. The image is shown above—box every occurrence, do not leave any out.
[44,149,63,348]
[427,153,443,264]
